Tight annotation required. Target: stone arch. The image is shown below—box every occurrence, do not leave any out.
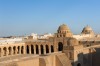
[13,46,16,55]
[31,45,34,54]
[8,47,12,55]
[3,47,7,56]
[77,63,81,66]
[58,42,63,51]
[46,45,49,53]
[40,45,44,54]
[26,45,29,54]
[51,45,54,52]
[21,46,24,54]
[17,46,20,54]
[36,45,39,54]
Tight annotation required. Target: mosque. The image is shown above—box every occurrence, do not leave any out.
[0,24,100,66]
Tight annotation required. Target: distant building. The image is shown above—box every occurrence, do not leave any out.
[28,33,53,40]
[73,25,95,40]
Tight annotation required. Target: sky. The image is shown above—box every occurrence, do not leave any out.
[0,0,100,37]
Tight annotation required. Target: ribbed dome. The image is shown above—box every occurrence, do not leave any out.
[56,24,73,37]
[83,26,92,31]
[58,24,69,30]
[81,25,94,34]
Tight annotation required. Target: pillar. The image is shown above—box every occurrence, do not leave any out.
[1,48,3,57]
[29,46,31,54]
[19,46,21,54]
[49,45,51,53]
[11,47,13,56]
[23,46,26,54]
[39,45,41,55]
[44,45,46,54]
[15,47,17,55]
[34,45,36,54]
[6,47,9,56]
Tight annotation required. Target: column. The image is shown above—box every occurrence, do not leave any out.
[6,47,9,56]
[19,46,21,54]
[49,45,51,53]
[1,48,3,57]
[2,48,4,56]
[11,47,13,56]
[15,47,17,55]
[29,46,31,54]
[39,45,41,55]
[44,45,46,54]
[34,45,36,54]
[23,46,26,54]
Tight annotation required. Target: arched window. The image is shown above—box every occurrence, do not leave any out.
[3,47,7,56]
[41,45,44,54]
[46,45,49,53]
[17,46,20,54]
[31,45,34,54]
[13,46,16,55]
[58,42,63,51]
[36,45,39,54]
[26,45,29,54]
[51,45,54,52]
[8,47,11,55]
[21,46,24,54]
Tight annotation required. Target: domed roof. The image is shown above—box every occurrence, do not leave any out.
[81,25,94,34]
[58,24,69,30]
[83,25,92,31]
[67,38,79,46]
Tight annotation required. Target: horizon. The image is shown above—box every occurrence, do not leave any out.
[0,0,100,37]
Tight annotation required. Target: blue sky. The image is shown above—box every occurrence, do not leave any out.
[0,0,100,37]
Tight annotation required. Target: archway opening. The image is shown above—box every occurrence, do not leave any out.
[46,45,49,53]
[17,46,20,54]
[8,47,11,55]
[3,47,7,56]
[21,46,24,54]
[41,45,44,54]
[58,42,63,51]
[31,45,34,54]
[77,63,81,66]
[36,45,39,54]
[13,46,16,55]
[26,45,29,54]
[51,45,54,52]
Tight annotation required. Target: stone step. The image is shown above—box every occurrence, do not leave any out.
[56,53,72,66]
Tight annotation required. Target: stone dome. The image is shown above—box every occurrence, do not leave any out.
[55,24,73,37]
[81,25,94,34]
[83,26,92,31]
[57,24,72,34]
[58,24,69,31]
[67,38,79,46]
